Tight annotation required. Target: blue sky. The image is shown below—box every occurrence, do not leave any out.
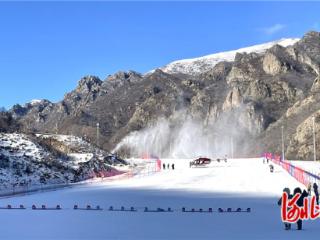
[0,1,319,109]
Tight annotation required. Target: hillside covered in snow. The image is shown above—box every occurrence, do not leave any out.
[0,133,127,192]
[159,38,299,75]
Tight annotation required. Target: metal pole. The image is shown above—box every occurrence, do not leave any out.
[157,138,160,159]
[96,122,100,147]
[281,126,285,161]
[231,136,234,159]
[206,135,209,157]
[313,116,317,162]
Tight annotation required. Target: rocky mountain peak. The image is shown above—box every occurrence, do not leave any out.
[9,99,52,119]
[27,99,52,107]
[302,31,320,41]
[107,70,142,82]
[77,76,102,92]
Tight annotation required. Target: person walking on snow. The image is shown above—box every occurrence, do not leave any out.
[278,187,292,230]
[293,187,308,230]
[313,183,319,205]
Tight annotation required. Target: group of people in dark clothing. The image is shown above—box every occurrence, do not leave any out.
[278,183,319,230]
[162,163,175,170]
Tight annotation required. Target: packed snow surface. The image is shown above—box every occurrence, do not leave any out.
[0,158,319,240]
[159,38,299,75]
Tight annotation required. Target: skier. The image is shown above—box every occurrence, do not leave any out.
[162,163,166,170]
[278,187,292,230]
[293,187,308,230]
[313,183,319,205]
[171,163,175,170]
[167,163,170,169]
[269,164,274,173]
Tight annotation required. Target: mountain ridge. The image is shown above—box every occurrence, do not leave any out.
[2,30,320,160]
[158,38,300,75]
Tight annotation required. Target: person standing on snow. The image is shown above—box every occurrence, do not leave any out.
[293,187,308,230]
[162,163,166,170]
[307,183,312,195]
[278,187,292,230]
[313,183,319,205]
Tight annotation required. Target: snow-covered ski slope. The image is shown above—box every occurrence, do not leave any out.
[0,158,319,240]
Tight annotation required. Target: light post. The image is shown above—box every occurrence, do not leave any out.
[313,116,317,162]
[231,136,234,159]
[281,126,285,161]
[157,137,160,159]
[206,134,209,158]
[96,122,100,147]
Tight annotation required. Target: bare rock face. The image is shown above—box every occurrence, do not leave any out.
[311,76,320,92]
[226,52,262,85]
[223,87,242,111]
[7,31,320,159]
[287,112,320,160]
[263,52,284,75]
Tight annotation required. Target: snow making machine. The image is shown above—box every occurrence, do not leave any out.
[189,157,211,168]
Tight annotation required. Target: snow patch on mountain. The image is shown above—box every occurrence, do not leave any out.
[29,99,44,105]
[159,38,299,75]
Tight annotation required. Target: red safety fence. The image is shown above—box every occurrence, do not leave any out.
[263,152,320,186]
[141,154,162,173]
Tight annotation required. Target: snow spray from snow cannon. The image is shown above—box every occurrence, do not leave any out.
[113,109,254,159]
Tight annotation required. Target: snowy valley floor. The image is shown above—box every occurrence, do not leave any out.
[0,158,319,240]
